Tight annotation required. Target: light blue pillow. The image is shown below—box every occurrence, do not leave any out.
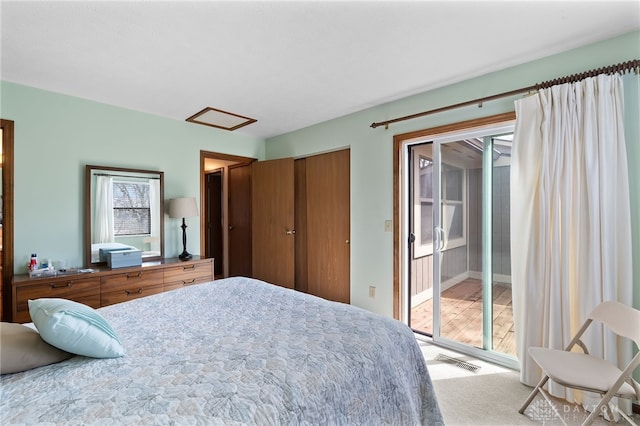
[28,298,124,359]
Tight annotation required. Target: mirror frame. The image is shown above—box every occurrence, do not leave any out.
[84,165,164,266]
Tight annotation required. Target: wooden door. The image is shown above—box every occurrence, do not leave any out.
[252,158,295,288]
[294,159,308,293]
[1,120,14,321]
[205,171,223,276]
[306,149,350,303]
[228,163,252,277]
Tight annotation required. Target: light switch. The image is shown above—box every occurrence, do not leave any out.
[384,220,392,232]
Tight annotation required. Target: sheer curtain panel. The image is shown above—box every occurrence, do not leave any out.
[511,74,633,406]
[94,175,114,244]
[149,178,160,241]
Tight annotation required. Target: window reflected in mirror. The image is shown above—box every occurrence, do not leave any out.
[86,166,164,265]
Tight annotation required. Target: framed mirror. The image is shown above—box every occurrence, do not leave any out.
[85,165,164,266]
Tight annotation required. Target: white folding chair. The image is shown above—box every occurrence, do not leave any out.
[519,301,640,425]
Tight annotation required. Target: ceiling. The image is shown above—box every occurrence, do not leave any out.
[2,1,639,139]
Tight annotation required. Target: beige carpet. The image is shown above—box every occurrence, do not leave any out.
[418,339,640,426]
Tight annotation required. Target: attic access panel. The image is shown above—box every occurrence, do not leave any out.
[186,107,257,131]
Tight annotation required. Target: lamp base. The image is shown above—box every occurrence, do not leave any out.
[178,251,193,261]
[179,218,192,261]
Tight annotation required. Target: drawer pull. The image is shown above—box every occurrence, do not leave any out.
[183,265,196,271]
[126,272,143,279]
[125,288,144,295]
[51,282,73,289]
[182,279,196,285]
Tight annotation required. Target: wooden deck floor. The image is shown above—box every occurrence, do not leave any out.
[410,278,516,356]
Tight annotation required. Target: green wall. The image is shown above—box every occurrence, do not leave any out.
[1,31,638,320]
[266,31,640,317]
[0,82,265,271]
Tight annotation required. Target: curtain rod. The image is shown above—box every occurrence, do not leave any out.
[94,173,160,179]
[370,59,639,130]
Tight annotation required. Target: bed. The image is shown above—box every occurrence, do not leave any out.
[1,277,443,425]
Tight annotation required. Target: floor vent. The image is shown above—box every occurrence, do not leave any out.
[434,353,480,373]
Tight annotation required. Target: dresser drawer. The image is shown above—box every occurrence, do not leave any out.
[100,270,164,307]
[14,277,101,323]
[101,284,164,306]
[163,260,213,286]
[164,275,213,292]
[100,270,164,293]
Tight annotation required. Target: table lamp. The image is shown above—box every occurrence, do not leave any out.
[168,197,199,260]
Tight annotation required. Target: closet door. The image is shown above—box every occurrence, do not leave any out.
[294,159,308,293]
[228,163,252,277]
[251,158,295,288]
[306,149,350,303]
[204,171,223,276]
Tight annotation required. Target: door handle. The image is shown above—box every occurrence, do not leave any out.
[51,281,73,289]
[286,229,296,235]
[228,225,234,230]
[434,227,445,251]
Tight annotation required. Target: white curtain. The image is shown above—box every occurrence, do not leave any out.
[94,175,114,244]
[149,178,161,250]
[511,74,633,405]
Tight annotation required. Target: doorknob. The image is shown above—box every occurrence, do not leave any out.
[345,239,350,245]
[286,229,296,235]
[228,225,234,230]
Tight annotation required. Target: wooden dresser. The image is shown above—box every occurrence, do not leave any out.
[11,257,213,323]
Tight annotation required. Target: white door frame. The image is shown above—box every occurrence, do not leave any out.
[403,124,519,370]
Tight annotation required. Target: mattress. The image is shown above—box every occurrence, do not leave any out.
[1,277,443,425]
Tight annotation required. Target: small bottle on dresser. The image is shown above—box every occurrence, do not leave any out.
[29,253,38,271]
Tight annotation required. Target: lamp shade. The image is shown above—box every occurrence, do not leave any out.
[168,197,199,219]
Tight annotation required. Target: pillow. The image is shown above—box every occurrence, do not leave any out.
[1,322,73,374]
[29,298,124,359]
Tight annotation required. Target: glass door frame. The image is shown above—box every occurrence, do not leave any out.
[403,123,519,370]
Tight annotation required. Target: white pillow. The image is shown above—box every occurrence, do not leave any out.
[29,298,124,359]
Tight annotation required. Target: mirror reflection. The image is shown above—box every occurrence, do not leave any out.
[86,165,164,265]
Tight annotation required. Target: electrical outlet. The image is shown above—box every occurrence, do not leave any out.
[369,286,376,298]
[384,220,392,232]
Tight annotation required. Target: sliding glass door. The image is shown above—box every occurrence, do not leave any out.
[407,124,516,367]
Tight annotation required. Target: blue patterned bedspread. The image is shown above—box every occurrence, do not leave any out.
[1,277,443,425]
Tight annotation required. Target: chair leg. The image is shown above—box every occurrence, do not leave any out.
[539,388,568,426]
[583,392,618,426]
[603,404,615,425]
[608,402,638,426]
[518,375,550,414]
[583,399,605,426]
